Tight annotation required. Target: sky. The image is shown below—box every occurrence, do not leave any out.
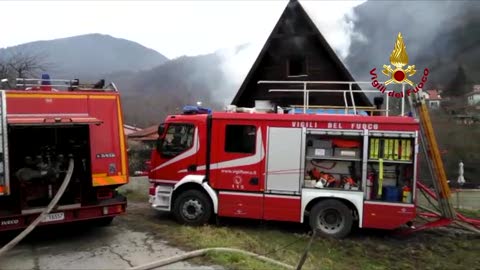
[0,0,365,59]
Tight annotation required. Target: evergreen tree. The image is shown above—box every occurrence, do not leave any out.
[445,66,471,97]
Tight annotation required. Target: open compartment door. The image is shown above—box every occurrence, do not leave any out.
[0,91,10,195]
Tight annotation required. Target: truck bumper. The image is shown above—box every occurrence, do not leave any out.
[0,195,127,232]
[149,185,173,212]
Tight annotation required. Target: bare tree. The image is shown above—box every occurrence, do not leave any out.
[0,62,8,80]
[0,50,50,82]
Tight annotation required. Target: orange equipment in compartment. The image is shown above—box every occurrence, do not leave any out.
[332,138,361,148]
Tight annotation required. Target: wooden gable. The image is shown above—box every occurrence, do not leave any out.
[231,0,371,109]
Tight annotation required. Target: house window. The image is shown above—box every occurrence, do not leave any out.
[224,125,256,154]
[287,56,307,77]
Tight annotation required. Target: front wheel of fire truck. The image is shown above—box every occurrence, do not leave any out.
[309,199,353,239]
[173,190,212,226]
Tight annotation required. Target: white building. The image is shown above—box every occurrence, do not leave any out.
[424,89,442,109]
[466,85,480,106]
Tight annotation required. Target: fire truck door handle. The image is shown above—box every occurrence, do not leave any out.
[187,164,197,172]
[249,177,259,185]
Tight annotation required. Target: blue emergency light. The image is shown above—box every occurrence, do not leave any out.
[183,106,212,115]
[41,73,51,85]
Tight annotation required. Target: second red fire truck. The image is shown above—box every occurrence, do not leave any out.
[148,85,420,238]
[0,76,128,232]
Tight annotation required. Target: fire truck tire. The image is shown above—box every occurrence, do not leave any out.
[309,199,353,239]
[173,190,212,226]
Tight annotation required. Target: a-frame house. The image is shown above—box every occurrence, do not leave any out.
[231,0,372,109]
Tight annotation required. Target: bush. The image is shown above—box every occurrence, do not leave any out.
[127,140,154,175]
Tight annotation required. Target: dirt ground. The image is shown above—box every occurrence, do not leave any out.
[0,202,223,270]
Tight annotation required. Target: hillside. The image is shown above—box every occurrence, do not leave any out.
[0,33,168,80]
[108,52,229,127]
[107,44,257,127]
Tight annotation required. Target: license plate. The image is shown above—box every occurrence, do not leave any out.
[42,212,65,223]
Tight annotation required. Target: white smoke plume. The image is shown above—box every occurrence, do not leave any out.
[302,1,367,60]
[212,41,265,107]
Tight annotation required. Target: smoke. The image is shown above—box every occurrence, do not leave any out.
[344,1,475,83]
[302,1,367,60]
[212,41,265,107]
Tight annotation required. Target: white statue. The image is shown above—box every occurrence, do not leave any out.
[457,161,466,186]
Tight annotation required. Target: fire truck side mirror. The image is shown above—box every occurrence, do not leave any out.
[156,138,164,153]
[158,123,165,136]
[156,124,166,155]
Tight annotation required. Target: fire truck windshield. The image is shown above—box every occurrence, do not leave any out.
[158,123,194,158]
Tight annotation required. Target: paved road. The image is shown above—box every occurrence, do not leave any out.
[0,202,222,270]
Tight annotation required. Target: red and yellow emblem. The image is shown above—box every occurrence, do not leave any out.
[382,32,416,86]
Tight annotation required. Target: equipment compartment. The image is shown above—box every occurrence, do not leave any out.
[6,125,92,213]
[366,136,415,204]
[304,133,363,191]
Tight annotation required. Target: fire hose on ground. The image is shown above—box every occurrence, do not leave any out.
[128,247,295,270]
[128,231,317,270]
[0,158,74,258]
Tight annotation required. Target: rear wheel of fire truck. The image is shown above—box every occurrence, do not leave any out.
[173,190,212,226]
[309,199,353,239]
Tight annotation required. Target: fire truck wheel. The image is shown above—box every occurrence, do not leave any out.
[309,199,353,238]
[173,190,212,226]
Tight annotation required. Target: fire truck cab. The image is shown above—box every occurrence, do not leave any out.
[149,83,420,238]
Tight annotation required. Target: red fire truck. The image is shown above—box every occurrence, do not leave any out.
[148,83,420,238]
[0,76,128,232]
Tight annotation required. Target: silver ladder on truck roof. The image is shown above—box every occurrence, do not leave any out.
[257,80,409,117]
[0,91,9,196]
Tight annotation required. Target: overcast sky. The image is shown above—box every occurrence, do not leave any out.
[0,0,365,59]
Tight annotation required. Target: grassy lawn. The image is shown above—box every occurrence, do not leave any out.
[121,189,480,270]
[118,188,149,202]
[457,208,480,218]
[165,223,478,270]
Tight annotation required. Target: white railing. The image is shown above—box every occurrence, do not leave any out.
[257,80,408,117]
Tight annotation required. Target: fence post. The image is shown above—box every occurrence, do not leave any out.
[456,188,460,209]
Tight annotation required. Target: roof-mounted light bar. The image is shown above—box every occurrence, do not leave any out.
[182,106,212,115]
